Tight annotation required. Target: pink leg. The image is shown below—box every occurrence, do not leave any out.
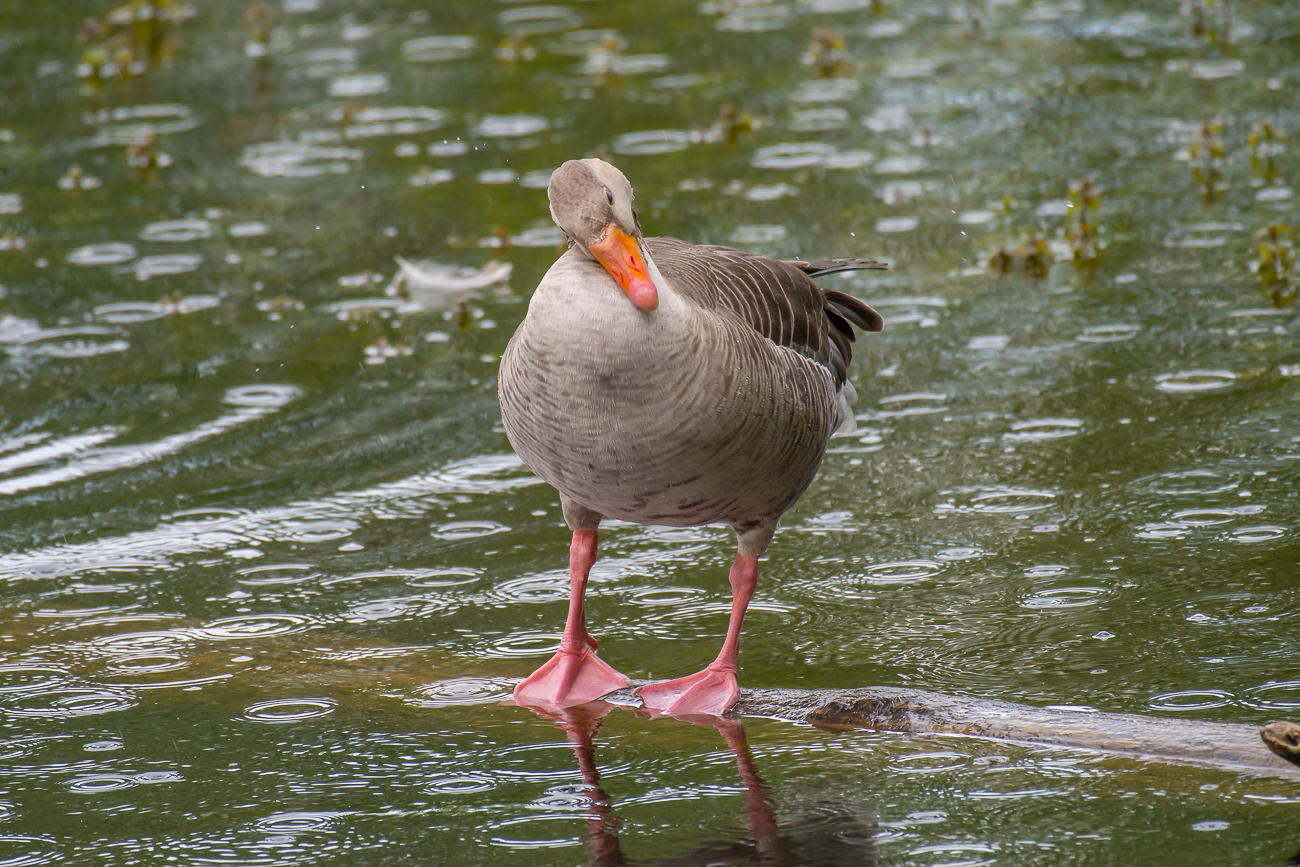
[513,530,631,708]
[637,552,758,716]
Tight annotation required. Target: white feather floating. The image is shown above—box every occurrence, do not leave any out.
[386,256,513,303]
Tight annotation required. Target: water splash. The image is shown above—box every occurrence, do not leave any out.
[243,697,337,723]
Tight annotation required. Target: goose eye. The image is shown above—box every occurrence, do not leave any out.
[604,189,614,206]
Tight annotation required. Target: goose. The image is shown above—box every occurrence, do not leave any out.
[499,158,883,716]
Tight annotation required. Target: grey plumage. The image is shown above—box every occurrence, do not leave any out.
[499,232,882,556]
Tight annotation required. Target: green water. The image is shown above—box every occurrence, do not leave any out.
[2,0,1299,863]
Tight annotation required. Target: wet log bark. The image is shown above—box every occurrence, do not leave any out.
[724,686,1300,780]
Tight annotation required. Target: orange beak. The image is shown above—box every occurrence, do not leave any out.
[587,224,659,312]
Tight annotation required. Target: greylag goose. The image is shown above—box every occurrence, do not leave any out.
[499,158,883,716]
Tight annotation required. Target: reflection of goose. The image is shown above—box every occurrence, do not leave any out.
[521,701,879,867]
[499,158,883,716]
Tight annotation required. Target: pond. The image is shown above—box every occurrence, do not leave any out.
[1,0,1299,863]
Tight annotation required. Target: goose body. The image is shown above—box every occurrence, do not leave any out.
[501,239,875,551]
[499,158,882,715]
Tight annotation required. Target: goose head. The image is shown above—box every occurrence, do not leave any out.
[547,158,659,312]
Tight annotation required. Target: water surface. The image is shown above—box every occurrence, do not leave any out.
[1,0,1299,863]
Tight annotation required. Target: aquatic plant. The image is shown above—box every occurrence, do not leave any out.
[1187,0,1232,46]
[1189,120,1225,201]
[255,296,306,321]
[0,230,26,252]
[245,2,271,47]
[126,134,173,182]
[1067,175,1103,270]
[961,0,988,32]
[586,33,628,74]
[1248,120,1285,183]
[408,166,453,188]
[245,2,274,93]
[719,104,755,147]
[484,226,514,253]
[365,336,413,365]
[76,0,183,89]
[495,34,537,64]
[803,28,846,78]
[988,233,1052,279]
[57,165,103,194]
[1256,224,1294,306]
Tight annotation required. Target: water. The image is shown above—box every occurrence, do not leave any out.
[1,0,1299,862]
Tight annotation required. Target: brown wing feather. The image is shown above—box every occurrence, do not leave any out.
[646,237,883,388]
[824,289,884,333]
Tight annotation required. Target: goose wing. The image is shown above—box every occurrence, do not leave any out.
[646,236,883,389]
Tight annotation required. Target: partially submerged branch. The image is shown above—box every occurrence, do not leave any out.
[718,686,1300,780]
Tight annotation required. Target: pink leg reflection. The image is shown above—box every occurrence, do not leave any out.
[707,717,780,854]
[512,704,782,865]
[516,700,628,867]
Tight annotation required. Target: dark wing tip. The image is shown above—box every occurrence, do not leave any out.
[784,257,890,277]
[825,306,856,343]
[824,289,884,333]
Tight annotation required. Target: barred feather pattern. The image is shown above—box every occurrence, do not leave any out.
[498,239,881,555]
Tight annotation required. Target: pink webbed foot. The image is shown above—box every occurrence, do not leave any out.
[514,646,631,709]
[636,664,739,717]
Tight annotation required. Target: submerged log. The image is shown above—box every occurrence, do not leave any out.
[714,686,1300,780]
